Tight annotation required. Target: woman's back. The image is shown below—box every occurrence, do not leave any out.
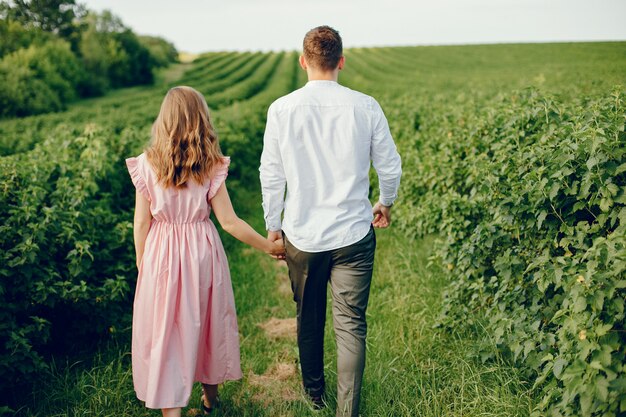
[125,152,241,409]
[126,85,283,412]
[127,153,230,224]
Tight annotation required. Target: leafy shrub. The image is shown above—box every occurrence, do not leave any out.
[77,17,154,95]
[0,52,298,406]
[107,30,154,88]
[0,124,139,393]
[76,23,112,96]
[397,88,626,416]
[0,39,82,117]
[0,8,173,113]
[139,35,179,67]
[0,19,52,58]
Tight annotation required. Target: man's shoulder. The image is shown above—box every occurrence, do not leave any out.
[269,87,307,113]
[338,85,379,109]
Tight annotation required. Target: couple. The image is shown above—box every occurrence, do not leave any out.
[126,26,401,417]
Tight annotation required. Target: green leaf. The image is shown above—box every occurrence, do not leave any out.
[595,323,613,337]
[573,296,587,313]
[609,377,626,391]
[549,182,560,200]
[599,197,612,212]
[580,390,593,416]
[615,162,626,175]
[553,358,567,379]
[606,182,619,196]
[586,156,598,170]
[595,376,609,402]
[537,210,548,229]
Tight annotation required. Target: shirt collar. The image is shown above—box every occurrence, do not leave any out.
[305,80,340,87]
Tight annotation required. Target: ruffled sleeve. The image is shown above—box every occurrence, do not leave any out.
[207,156,231,201]
[125,155,151,202]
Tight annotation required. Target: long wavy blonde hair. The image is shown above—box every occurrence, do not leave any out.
[145,86,223,189]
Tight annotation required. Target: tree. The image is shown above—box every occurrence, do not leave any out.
[0,39,82,116]
[138,35,179,67]
[89,8,125,33]
[0,18,51,57]
[109,29,154,87]
[76,10,154,94]
[1,0,85,49]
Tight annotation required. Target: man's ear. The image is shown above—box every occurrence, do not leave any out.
[337,56,345,71]
[299,55,307,70]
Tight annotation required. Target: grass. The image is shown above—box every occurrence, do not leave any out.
[16,186,537,416]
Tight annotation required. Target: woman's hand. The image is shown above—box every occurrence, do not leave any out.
[266,231,286,260]
[267,238,286,259]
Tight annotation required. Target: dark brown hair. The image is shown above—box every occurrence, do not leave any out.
[303,25,343,71]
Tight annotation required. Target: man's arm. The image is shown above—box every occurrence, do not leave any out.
[371,99,402,227]
[259,104,286,237]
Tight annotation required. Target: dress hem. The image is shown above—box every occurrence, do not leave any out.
[136,373,243,409]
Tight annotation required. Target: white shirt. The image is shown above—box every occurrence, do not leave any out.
[259,80,402,252]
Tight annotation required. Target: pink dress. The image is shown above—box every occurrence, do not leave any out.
[125,153,242,409]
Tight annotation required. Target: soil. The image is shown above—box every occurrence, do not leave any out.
[257,317,297,340]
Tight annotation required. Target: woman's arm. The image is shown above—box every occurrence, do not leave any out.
[211,182,285,257]
[133,190,152,268]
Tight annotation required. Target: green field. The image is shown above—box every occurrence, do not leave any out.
[2,42,625,417]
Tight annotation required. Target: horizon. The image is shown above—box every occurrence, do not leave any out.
[185,39,626,55]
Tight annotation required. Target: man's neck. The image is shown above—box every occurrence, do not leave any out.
[306,69,339,82]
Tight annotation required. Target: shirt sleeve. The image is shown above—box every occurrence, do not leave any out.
[259,104,286,231]
[370,99,402,206]
[208,156,230,201]
[125,155,151,202]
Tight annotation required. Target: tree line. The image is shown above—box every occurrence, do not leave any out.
[0,0,178,117]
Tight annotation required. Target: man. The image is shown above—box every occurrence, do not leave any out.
[259,26,402,417]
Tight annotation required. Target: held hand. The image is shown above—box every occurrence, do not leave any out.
[372,202,392,228]
[267,231,286,260]
[267,230,282,243]
[270,238,285,255]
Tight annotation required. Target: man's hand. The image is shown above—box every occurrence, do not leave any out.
[267,230,286,260]
[372,202,392,228]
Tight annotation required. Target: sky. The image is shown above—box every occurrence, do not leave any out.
[81,0,626,53]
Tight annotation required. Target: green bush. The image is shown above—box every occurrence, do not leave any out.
[107,30,154,88]
[139,35,178,67]
[0,124,138,393]
[0,8,173,113]
[76,22,112,96]
[0,19,52,58]
[398,88,626,416]
[0,40,82,117]
[0,52,299,404]
[78,14,155,95]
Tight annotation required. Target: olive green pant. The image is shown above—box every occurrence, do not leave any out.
[284,226,376,417]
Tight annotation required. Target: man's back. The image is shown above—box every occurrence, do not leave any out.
[260,25,401,417]
[260,79,401,252]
